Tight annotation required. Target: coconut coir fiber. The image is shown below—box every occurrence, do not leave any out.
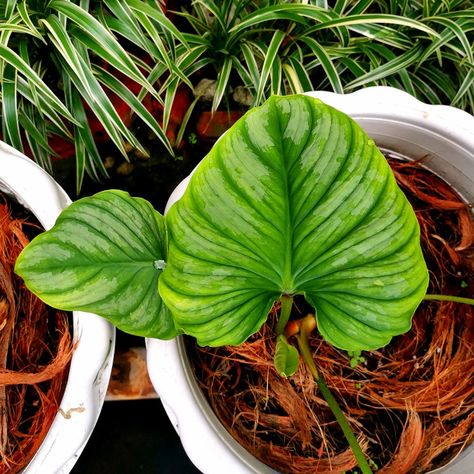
[0,199,72,473]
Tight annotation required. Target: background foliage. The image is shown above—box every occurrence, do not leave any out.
[0,0,473,191]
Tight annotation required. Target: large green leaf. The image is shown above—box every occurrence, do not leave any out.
[15,190,176,339]
[160,95,429,350]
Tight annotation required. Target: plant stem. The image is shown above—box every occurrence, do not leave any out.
[276,294,293,336]
[296,331,372,474]
[424,294,474,305]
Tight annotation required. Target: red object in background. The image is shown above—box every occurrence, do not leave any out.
[196,111,244,141]
[148,85,192,144]
[49,136,75,159]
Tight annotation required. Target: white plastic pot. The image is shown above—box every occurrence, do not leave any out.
[0,142,115,473]
[146,87,474,474]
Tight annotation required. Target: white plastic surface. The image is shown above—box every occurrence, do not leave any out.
[147,87,474,474]
[0,142,115,473]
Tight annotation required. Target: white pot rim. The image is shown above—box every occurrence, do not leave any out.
[147,87,474,474]
[0,142,115,474]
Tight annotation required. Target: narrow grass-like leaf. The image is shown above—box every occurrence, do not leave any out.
[349,23,412,49]
[287,56,313,91]
[425,17,472,63]
[283,63,304,94]
[63,71,108,192]
[451,69,474,106]
[194,0,227,31]
[50,0,155,94]
[416,17,473,68]
[174,96,200,149]
[99,5,160,60]
[212,55,233,113]
[338,56,367,80]
[1,63,23,151]
[0,23,42,38]
[94,65,174,156]
[16,76,72,139]
[302,37,343,93]
[346,44,422,91]
[410,73,442,105]
[0,45,76,124]
[304,14,440,38]
[162,77,179,135]
[62,72,86,190]
[255,30,286,105]
[41,16,95,98]
[271,54,282,96]
[130,10,192,90]
[16,1,42,38]
[55,46,144,158]
[418,64,458,103]
[232,56,253,89]
[4,0,17,18]
[347,0,373,15]
[18,112,55,157]
[124,0,189,47]
[360,42,417,96]
[22,119,53,173]
[241,42,261,91]
[229,5,331,37]
[334,0,349,15]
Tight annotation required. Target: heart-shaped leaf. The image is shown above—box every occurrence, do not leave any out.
[15,190,176,339]
[160,95,429,350]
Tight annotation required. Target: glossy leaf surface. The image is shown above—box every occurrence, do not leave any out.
[15,190,176,339]
[160,95,428,349]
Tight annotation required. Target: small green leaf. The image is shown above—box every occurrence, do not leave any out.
[274,335,300,377]
[15,191,176,339]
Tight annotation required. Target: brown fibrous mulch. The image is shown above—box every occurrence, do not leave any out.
[0,201,73,473]
[188,157,474,474]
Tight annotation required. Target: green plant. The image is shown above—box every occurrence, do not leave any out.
[158,0,473,114]
[0,0,187,192]
[15,94,437,471]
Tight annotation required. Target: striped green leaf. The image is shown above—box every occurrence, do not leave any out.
[1,63,23,151]
[124,0,189,47]
[212,55,233,113]
[255,29,286,105]
[95,65,173,155]
[0,44,76,124]
[16,190,176,339]
[160,96,429,349]
[346,44,422,91]
[49,0,154,95]
[303,37,343,93]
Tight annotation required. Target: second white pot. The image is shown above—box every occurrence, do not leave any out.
[147,87,474,474]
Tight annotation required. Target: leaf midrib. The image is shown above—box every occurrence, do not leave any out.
[273,100,294,294]
[37,260,160,269]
